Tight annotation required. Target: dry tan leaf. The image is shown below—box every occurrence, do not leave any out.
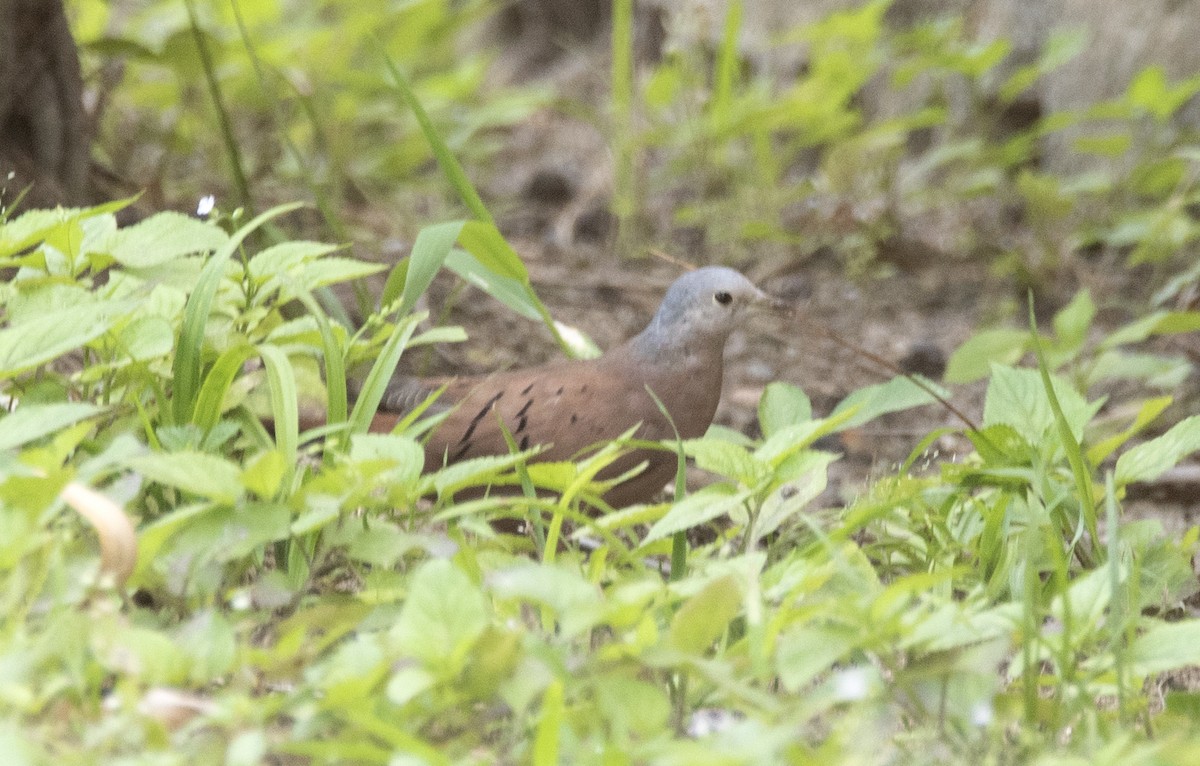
[60,481,138,585]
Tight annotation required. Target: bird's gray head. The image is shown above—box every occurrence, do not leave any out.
[633,266,782,356]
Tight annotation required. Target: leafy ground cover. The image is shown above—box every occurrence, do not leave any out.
[4,0,1200,763]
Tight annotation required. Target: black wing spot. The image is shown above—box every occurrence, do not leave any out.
[520,383,535,396]
[450,441,473,461]
[458,391,503,445]
[519,434,530,450]
[570,413,578,424]
[516,399,534,418]
[556,386,564,396]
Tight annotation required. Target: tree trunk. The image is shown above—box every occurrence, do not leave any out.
[0,0,90,211]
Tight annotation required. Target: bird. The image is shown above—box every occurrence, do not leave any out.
[366,266,787,508]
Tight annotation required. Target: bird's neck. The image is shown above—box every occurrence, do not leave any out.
[626,324,726,373]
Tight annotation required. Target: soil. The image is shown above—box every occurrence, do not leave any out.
[376,37,1200,531]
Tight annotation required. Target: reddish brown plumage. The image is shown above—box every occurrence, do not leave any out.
[362,267,783,506]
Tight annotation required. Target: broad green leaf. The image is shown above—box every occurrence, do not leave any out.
[758,381,812,437]
[1130,620,1200,675]
[490,562,604,637]
[830,376,940,431]
[165,502,291,562]
[1116,415,1200,486]
[106,211,229,268]
[945,328,1030,383]
[129,451,243,503]
[349,433,425,484]
[242,450,287,499]
[390,559,488,674]
[118,315,174,361]
[0,403,102,451]
[669,574,742,654]
[176,609,237,683]
[754,451,835,540]
[982,364,1096,444]
[247,240,340,280]
[776,626,853,693]
[643,484,750,544]
[683,437,763,485]
[0,303,129,377]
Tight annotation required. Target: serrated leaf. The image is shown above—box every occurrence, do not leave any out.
[758,381,812,437]
[682,437,762,485]
[349,433,425,484]
[982,365,1096,444]
[129,451,244,503]
[1116,415,1200,486]
[107,211,229,268]
[830,376,940,430]
[0,303,130,376]
[0,403,102,451]
[391,559,488,674]
[643,484,750,544]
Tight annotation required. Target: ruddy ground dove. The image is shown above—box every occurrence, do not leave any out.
[367,267,785,507]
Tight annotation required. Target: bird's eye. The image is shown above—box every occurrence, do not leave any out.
[714,291,733,306]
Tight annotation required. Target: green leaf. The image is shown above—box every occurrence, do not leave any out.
[669,574,742,654]
[1052,289,1095,350]
[982,365,1095,444]
[758,381,812,437]
[830,376,940,431]
[945,328,1030,383]
[176,609,237,683]
[247,240,340,280]
[172,202,303,425]
[0,404,102,451]
[349,434,425,484]
[490,563,603,638]
[129,451,244,503]
[242,450,287,499]
[119,316,174,361]
[1072,133,1132,157]
[106,211,229,268]
[0,303,129,377]
[754,451,836,540]
[1130,620,1200,675]
[383,220,464,314]
[457,220,530,282]
[683,437,763,485]
[1116,415,1200,486]
[643,484,750,544]
[776,627,853,693]
[444,248,541,321]
[390,559,488,674]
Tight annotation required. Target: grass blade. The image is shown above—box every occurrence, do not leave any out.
[171,202,303,425]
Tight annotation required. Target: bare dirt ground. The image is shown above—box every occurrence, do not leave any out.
[382,29,1200,537]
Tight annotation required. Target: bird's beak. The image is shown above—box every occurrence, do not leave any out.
[751,289,795,318]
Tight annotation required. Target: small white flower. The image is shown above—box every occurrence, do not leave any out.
[970,700,994,726]
[196,195,216,217]
[833,667,870,701]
